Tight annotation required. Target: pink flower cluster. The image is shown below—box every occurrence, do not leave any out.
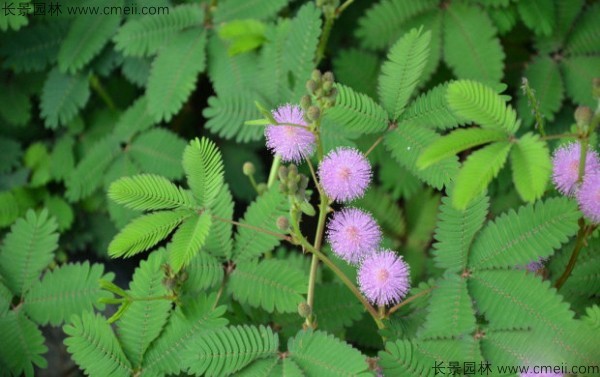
[551,142,600,223]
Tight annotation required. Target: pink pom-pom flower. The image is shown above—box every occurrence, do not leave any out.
[551,142,600,197]
[326,208,382,264]
[264,104,315,163]
[358,250,410,306]
[577,172,600,224]
[318,147,372,202]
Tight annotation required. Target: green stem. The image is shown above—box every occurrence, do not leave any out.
[89,75,117,112]
[388,288,434,315]
[211,214,291,241]
[247,174,260,194]
[316,13,334,65]
[577,139,588,183]
[540,133,578,141]
[305,192,329,328]
[267,155,281,188]
[555,221,596,290]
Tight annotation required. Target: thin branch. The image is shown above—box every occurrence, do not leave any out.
[388,287,434,315]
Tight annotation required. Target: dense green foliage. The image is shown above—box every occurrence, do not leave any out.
[0,0,599,376]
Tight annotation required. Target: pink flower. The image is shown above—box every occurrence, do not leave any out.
[326,208,382,264]
[577,172,600,224]
[318,148,371,202]
[551,142,600,197]
[265,104,315,163]
[358,250,410,306]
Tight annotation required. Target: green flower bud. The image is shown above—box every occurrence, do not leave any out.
[278,166,288,182]
[298,302,312,318]
[300,95,312,110]
[257,183,267,195]
[311,69,322,82]
[307,106,321,121]
[242,161,255,176]
[306,79,318,94]
[322,71,334,83]
[575,106,592,127]
[276,216,289,231]
[322,80,333,92]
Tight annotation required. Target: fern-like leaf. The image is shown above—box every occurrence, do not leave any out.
[352,186,405,238]
[40,68,90,129]
[65,135,121,201]
[356,0,438,50]
[0,21,67,72]
[204,185,234,259]
[384,123,459,189]
[0,311,47,377]
[23,262,113,326]
[516,0,555,36]
[64,311,132,377]
[443,3,505,84]
[565,2,600,55]
[325,84,389,134]
[214,0,288,23]
[453,141,512,210]
[114,4,204,57]
[399,83,467,130]
[378,339,437,377]
[169,212,212,273]
[182,325,279,377]
[117,250,171,368]
[510,133,551,202]
[57,0,122,73]
[229,259,306,313]
[283,3,322,101]
[288,330,370,376]
[432,191,488,272]
[203,89,265,142]
[333,49,380,99]
[378,27,431,120]
[146,28,207,122]
[419,274,476,338]
[417,128,508,169]
[517,56,564,128]
[233,188,289,261]
[112,97,156,143]
[561,56,600,108]
[183,252,224,293]
[0,209,58,296]
[312,284,363,332]
[182,137,225,209]
[129,128,187,180]
[109,174,194,211]
[446,80,519,134]
[141,293,228,375]
[108,210,193,258]
[469,197,579,270]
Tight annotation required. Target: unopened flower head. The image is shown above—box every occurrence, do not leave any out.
[318,147,371,202]
[265,104,315,163]
[551,142,600,197]
[577,172,600,224]
[358,250,410,306]
[326,208,382,264]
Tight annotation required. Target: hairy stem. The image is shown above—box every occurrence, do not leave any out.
[554,221,596,290]
[305,192,329,328]
[388,288,434,315]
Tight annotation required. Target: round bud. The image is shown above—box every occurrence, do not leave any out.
[306,79,318,94]
[311,69,322,82]
[298,302,312,318]
[322,80,333,92]
[242,162,255,176]
[276,216,290,230]
[288,164,298,176]
[299,175,309,190]
[278,166,288,182]
[256,183,267,195]
[307,106,321,121]
[300,95,312,110]
[287,179,297,194]
[322,71,334,83]
[575,106,592,127]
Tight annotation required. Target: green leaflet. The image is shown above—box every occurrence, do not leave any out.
[183,252,225,292]
[146,28,207,122]
[333,49,380,99]
[446,80,519,134]
[113,4,204,57]
[108,174,195,211]
[432,191,489,272]
[0,209,58,295]
[23,262,114,326]
[453,141,513,210]
[469,197,579,270]
[214,0,288,23]
[379,339,437,377]
[517,0,555,36]
[229,259,307,313]
[417,128,508,169]
[182,137,225,209]
[57,0,122,73]
[129,128,187,180]
[565,2,600,55]
[182,325,279,377]
[325,83,389,134]
[287,330,370,376]
[510,133,551,202]
[378,27,431,120]
[117,250,171,368]
[443,3,505,84]
[40,68,90,129]
[399,83,467,131]
[64,312,133,377]
[168,212,212,273]
[108,209,193,258]
[0,311,47,377]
